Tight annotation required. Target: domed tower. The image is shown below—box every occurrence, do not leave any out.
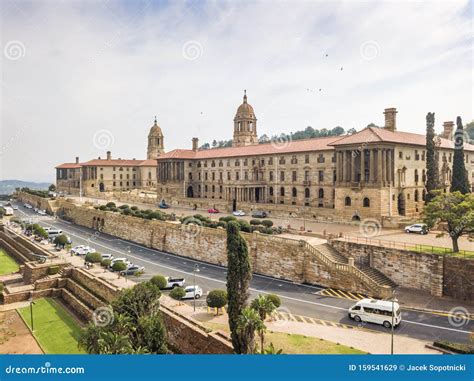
[147,116,165,159]
[233,90,258,147]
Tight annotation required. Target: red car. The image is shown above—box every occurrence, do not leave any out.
[207,208,220,213]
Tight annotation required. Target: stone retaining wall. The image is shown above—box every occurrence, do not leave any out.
[443,256,474,302]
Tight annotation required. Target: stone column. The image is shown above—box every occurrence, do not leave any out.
[369,149,375,183]
[360,149,365,183]
[351,151,356,183]
[381,148,386,185]
[377,149,383,184]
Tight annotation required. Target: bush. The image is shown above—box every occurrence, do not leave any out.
[250,219,261,226]
[206,290,228,309]
[266,294,281,308]
[150,275,168,289]
[433,341,474,354]
[118,204,129,209]
[131,206,139,211]
[262,220,274,228]
[54,234,69,247]
[149,212,164,220]
[85,252,103,263]
[122,208,132,216]
[48,266,60,275]
[112,261,128,272]
[35,226,48,239]
[106,202,116,209]
[169,287,186,301]
[219,215,236,222]
[217,221,227,228]
[101,259,112,267]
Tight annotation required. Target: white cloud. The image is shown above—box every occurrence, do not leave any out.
[0,0,471,182]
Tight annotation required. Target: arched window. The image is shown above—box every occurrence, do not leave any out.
[318,188,324,198]
[414,189,419,202]
[280,187,285,197]
[363,197,370,207]
[345,196,351,206]
[269,187,274,196]
[305,188,310,198]
[422,189,426,201]
[292,187,297,197]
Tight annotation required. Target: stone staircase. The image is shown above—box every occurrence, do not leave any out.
[315,243,349,264]
[358,266,398,288]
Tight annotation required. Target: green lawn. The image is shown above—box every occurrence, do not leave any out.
[0,248,20,275]
[18,298,85,354]
[414,245,474,258]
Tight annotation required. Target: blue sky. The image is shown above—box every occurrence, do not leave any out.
[1,0,472,182]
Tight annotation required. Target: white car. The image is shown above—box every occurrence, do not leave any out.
[183,285,203,299]
[101,253,114,261]
[75,247,96,256]
[12,205,18,210]
[24,203,33,209]
[109,258,131,269]
[405,224,428,234]
[37,209,47,216]
[232,210,246,216]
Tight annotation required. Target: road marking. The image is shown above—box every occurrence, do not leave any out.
[26,212,472,336]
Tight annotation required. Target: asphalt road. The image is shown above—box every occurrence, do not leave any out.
[14,204,474,347]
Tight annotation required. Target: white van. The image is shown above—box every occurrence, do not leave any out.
[3,207,14,216]
[348,298,401,328]
[47,229,63,238]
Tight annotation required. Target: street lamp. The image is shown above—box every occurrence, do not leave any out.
[193,264,200,312]
[391,291,398,355]
[28,297,35,332]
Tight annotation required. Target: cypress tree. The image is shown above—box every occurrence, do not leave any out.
[226,221,252,353]
[425,112,439,203]
[450,116,470,194]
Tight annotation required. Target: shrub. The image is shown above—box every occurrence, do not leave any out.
[131,206,139,211]
[48,266,60,275]
[118,204,129,209]
[206,290,228,309]
[54,234,69,247]
[106,202,116,209]
[101,259,112,267]
[99,205,107,211]
[150,275,168,289]
[169,287,186,301]
[217,221,227,228]
[433,341,474,354]
[112,261,128,272]
[149,212,164,220]
[208,222,218,229]
[10,217,21,224]
[85,252,103,263]
[266,294,281,308]
[264,228,274,235]
[219,215,236,222]
[122,208,132,216]
[250,219,261,225]
[35,226,48,239]
[262,220,274,228]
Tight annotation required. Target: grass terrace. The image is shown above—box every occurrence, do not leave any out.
[0,248,20,275]
[18,298,85,354]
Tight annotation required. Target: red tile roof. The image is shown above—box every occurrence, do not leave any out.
[330,127,474,151]
[55,163,82,169]
[157,136,340,160]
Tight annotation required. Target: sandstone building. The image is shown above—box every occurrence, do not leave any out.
[56,92,474,223]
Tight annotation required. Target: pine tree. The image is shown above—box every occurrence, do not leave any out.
[226,221,252,353]
[425,112,440,203]
[450,117,470,194]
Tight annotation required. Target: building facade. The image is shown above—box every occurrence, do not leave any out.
[155,93,474,222]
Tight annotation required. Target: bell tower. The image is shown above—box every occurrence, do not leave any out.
[147,116,165,159]
[233,90,258,147]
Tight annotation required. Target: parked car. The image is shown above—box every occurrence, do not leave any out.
[251,210,267,218]
[101,253,114,261]
[207,208,220,214]
[404,223,428,235]
[120,265,144,276]
[70,245,86,254]
[37,209,47,216]
[46,229,63,238]
[164,276,186,289]
[109,258,131,269]
[12,205,19,210]
[75,247,96,256]
[183,285,203,299]
[232,210,246,216]
[24,203,33,209]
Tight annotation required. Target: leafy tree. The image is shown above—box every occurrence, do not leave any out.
[85,252,103,263]
[423,191,474,252]
[54,234,69,248]
[106,202,116,209]
[250,295,277,352]
[266,294,281,308]
[262,342,283,354]
[150,275,168,289]
[261,220,273,228]
[113,281,162,321]
[206,290,228,314]
[425,112,440,203]
[112,261,127,272]
[48,184,56,192]
[226,221,252,354]
[450,116,470,194]
[236,307,265,354]
[169,287,186,303]
[101,259,112,267]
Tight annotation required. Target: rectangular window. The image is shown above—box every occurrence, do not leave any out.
[305,154,310,164]
[280,171,285,182]
[292,171,297,182]
[269,171,274,181]
[318,170,324,182]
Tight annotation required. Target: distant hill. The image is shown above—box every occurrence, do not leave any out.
[0,180,51,195]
